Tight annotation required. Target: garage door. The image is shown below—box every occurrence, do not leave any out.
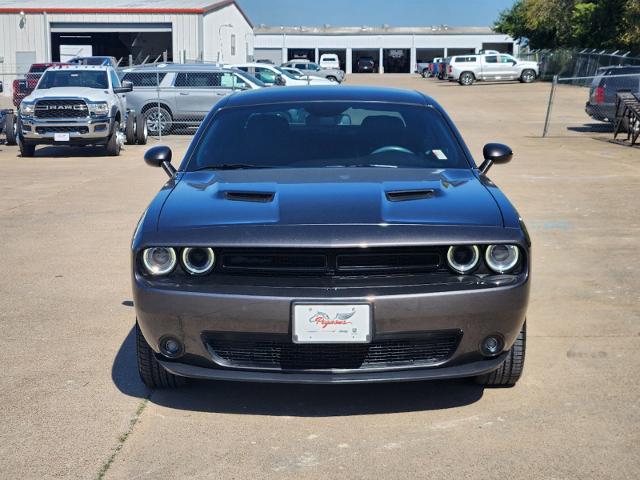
[254,48,282,65]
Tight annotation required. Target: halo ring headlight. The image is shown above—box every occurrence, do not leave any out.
[485,244,519,273]
[181,247,215,275]
[447,245,480,274]
[142,247,177,276]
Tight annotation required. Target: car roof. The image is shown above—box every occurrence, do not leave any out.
[46,65,111,71]
[224,85,432,108]
[122,63,223,73]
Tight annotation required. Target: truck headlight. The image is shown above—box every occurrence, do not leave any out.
[20,102,35,116]
[89,102,109,116]
[485,245,520,273]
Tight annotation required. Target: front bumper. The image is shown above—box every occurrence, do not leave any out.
[134,273,529,383]
[19,116,112,144]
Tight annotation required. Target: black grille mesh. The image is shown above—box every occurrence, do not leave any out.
[207,332,461,371]
[35,99,88,119]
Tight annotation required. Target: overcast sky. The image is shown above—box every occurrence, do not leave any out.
[236,0,517,27]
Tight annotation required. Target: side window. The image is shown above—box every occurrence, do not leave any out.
[109,70,121,88]
[294,63,306,70]
[175,72,221,88]
[500,55,514,64]
[485,55,498,64]
[220,72,249,90]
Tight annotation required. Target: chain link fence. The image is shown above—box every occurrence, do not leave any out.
[541,71,640,140]
[518,48,640,82]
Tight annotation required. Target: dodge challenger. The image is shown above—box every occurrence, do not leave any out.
[132,86,530,388]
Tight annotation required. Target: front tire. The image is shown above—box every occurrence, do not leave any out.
[520,69,536,83]
[105,121,122,156]
[136,323,186,389]
[5,112,17,145]
[144,106,173,136]
[476,320,526,387]
[459,72,475,86]
[327,76,337,83]
[19,137,35,157]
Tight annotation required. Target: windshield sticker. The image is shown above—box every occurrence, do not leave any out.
[433,149,448,160]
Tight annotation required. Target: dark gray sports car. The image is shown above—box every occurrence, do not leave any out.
[132,86,530,388]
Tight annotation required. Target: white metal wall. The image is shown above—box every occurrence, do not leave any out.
[202,4,254,63]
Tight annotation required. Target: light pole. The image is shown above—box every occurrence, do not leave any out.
[217,24,233,63]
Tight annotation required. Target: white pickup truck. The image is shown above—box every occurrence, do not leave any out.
[448,53,539,86]
[17,65,147,157]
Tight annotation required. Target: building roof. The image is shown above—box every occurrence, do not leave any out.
[254,25,498,36]
[0,0,249,18]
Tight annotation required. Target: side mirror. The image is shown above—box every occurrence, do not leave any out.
[144,145,176,178]
[479,143,512,175]
[114,81,133,94]
[275,74,286,86]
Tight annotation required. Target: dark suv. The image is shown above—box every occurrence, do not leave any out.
[585,65,640,127]
[356,56,376,73]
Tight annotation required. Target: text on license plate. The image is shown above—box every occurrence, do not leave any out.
[292,304,371,344]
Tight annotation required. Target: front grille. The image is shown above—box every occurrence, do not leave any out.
[206,332,461,371]
[36,126,89,134]
[219,247,445,276]
[35,99,88,119]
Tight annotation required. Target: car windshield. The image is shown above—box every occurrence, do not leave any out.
[234,70,266,87]
[187,102,469,171]
[274,67,298,80]
[37,70,109,89]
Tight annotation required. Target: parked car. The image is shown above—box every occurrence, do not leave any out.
[585,65,640,129]
[319,53,340,69]
[282,59,345,83]
[12,62,70,106]
[121,64,264,136]
[0,109,18,145]
[133,85,530,389]
[68,56,118,68]
[17,65,145,157]
[448,53,539,85]
[416,60,431,77]
[256,59,275,64]
[231,63,335,87]
[356,56,376,73]
[437,58,451,80]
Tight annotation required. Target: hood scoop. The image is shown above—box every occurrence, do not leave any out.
[224,191,275,203]
[385,189,435,202]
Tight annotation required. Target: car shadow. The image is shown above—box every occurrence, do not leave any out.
[113,325,486,417]
[566,123,613,133]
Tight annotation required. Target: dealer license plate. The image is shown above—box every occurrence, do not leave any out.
[293,304,371,344]
[54,133,70,142]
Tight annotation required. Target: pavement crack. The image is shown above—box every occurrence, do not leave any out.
[96,397,149,480]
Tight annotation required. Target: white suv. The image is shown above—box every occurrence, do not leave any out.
[448,53,539,86]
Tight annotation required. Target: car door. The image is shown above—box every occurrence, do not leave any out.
[174,72,226,121]
[498,55,518,79]
[480,55,500,80]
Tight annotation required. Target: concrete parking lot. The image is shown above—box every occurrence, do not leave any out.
[1,76,639,480]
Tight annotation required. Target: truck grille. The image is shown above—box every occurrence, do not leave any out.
[219,247,445,276]
[36,126,89,134]
[206,332,461,371]
[35,99,88,119]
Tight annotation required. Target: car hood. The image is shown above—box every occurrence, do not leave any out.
[23,87,109,102]
[158,168,503,230]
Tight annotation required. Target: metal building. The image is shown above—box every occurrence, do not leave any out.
[253,25,516,74]
[0,0,254,72]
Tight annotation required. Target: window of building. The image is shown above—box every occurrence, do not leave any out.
[231,34,236,56]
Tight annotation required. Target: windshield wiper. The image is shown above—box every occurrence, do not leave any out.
[194,164,272,171]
